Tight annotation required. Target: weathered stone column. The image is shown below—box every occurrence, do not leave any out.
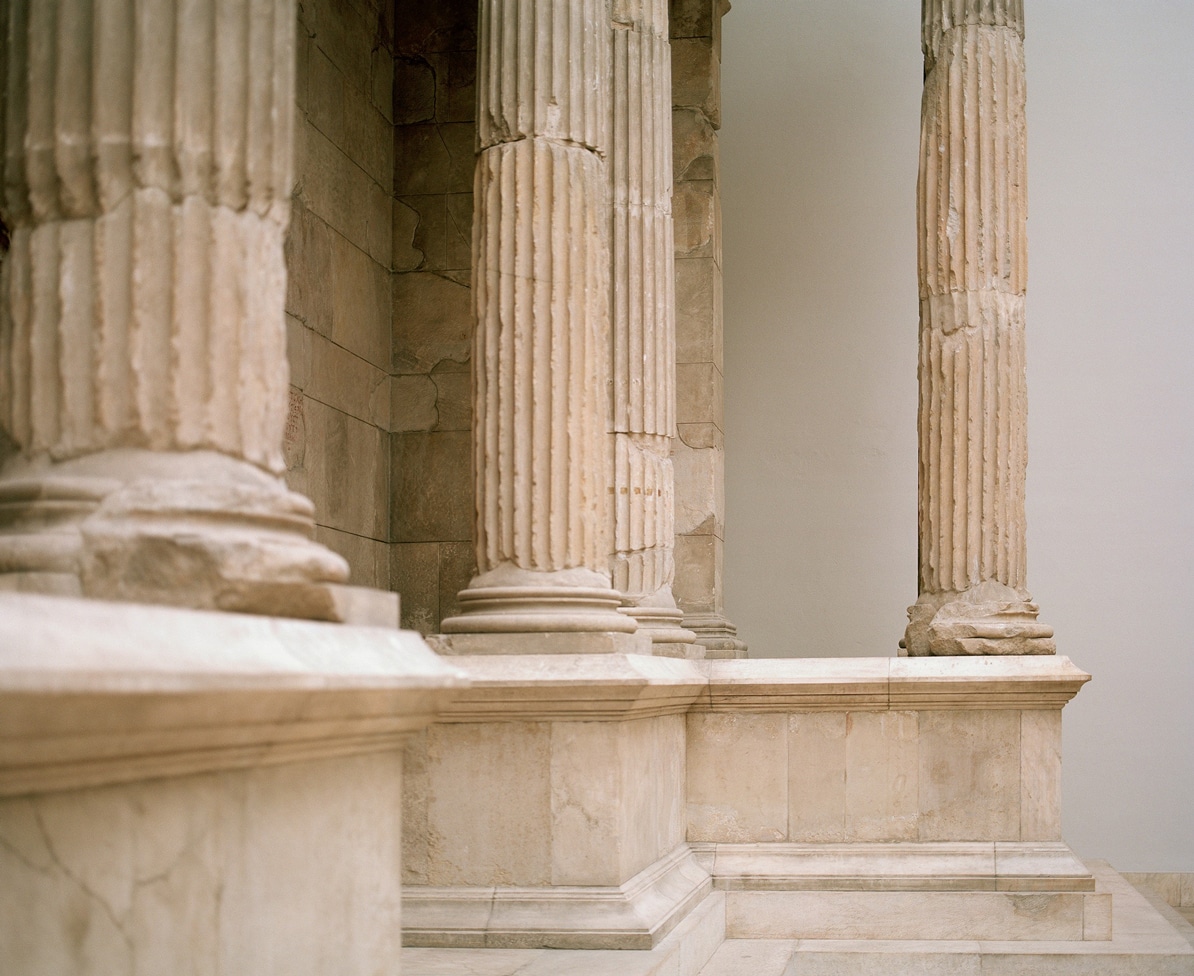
[608,0,696,650]
[0,0,349,618]
[441,0,633,635]
[905,0,1054,655]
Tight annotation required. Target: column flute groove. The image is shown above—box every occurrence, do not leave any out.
[905,0,1052,655]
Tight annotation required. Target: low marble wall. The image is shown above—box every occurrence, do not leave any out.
[1,754,405,974]
[0,593,465,976]
[686,657,1084,845]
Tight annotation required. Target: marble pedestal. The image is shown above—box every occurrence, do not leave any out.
[0,593,465,975]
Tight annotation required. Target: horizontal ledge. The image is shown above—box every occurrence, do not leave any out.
[403,846,711,950]
[700,841,1096,893]
[0,593,468,795]
[434,654,707,722]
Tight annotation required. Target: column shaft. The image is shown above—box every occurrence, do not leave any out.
[906,0,1053,655]
[0,0,348,618]
[442,0,633,634]
[608,0,693,648]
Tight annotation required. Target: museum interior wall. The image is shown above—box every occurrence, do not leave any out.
[720,0,1194,873]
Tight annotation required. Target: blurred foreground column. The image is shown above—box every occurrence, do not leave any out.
[0,0,349,618]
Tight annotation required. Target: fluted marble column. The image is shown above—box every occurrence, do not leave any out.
[441,0,633,634]
[607,0,695,648]
[0,0,349,618]
[905,0,1053,655]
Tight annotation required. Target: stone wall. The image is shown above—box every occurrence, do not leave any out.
[286,0,397,589]
[389,0,478,633]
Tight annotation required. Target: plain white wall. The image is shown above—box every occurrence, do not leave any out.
[721,0,1194,872]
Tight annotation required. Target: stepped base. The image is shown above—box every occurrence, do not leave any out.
[402,863,1194,976]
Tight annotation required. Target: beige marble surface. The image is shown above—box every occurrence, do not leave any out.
[0,753,406,976]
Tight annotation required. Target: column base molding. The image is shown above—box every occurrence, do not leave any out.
[403,846,712,950]
[905,588,1055,657]
[682,612,748,658]
[0,450,350,621]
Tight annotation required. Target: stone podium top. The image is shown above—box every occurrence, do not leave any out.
[0,593,467,797]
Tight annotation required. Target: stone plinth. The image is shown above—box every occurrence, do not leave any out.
[402,654,709,948]
[686,655,1102,943]
[0,592,465,974]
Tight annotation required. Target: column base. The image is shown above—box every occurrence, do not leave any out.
[0,450,349,621]
[683,612,749,658]
[442,566,638,634]
[904,586,1056,656]
[616,602,697,645]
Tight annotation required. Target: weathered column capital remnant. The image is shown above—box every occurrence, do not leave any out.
[905,0,1054,655]
[441,0,634,635]
[0,0,350,617]
[608,0,697,651]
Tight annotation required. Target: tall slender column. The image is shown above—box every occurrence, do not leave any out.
[608,0,695,649]
[441,0,633,634]
[0,0,349,618]
[905,0,1054,655]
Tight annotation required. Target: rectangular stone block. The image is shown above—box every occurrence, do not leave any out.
[676,361,724,427]
[673,432,723,538]
[391,374,439,431]
[299,119,372,249]
[285,203,334,336]
[308,46,347,147]
[305,330,390,429]
[398,193,474,273]
[367,175,394,269]
[672,106,719,182]
[670,36,721,127]
[675,255,722,366]
[344,93,393,188]
[669,0,714,40]
[918,710,1021,842]
[371,45,395,123]
[788,712,847,842]
[332,234,392,369]
[394,123,475,195]
[0,753,405,975]
[725,890,1088,941]
[1020,710,1062,841]
[303,397,389,540]
[392,271,473,373]
[394,55,436,124]
[311,0,373,95]
[673,180,719,260]
[845,711,919,842]
[438,540,475,625]
[550,716,686,887]
[422,722,553,886]
[391,430,473,542]
[687,712,787,842]
[313,524,390,590]
[673,533,722,614]
[391,542,441,634]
